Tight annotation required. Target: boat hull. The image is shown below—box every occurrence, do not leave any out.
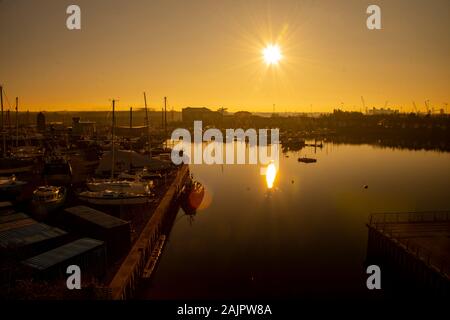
[0,165,34,175]
[78,194,152,206]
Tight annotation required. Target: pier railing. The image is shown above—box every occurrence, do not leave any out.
[368,210,450,278]
[369,210,450,226]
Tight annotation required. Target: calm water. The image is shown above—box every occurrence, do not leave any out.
[140,143,450,299]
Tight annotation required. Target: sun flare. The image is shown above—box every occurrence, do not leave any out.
[262,44,282,65]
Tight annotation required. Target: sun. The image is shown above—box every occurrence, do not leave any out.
[262,44,282,65]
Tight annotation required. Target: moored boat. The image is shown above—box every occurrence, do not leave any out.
[78,190,153,206]
[86,179,152,194]
[0,174,27,190]
[42,156,73,185]
[31,185,67,219]
[0,157,35,175]
[298,157,317,163]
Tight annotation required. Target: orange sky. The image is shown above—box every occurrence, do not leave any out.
[0,0,449,113]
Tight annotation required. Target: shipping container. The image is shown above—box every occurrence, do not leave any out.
[64,206,130,261]
[0,217,35,232]
[0,212,30,224]
[0,201,14,215]
[0,222,68,259]
[22,237,106,280]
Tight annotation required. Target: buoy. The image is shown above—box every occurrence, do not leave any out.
[364,185,368,189]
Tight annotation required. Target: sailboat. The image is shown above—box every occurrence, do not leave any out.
[0,88,36,175]
[78,189,152,205]
[86,178,152,194]
[78,99,154,206]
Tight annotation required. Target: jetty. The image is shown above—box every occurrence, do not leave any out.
[366,211,449,295]
[107,164,189,299]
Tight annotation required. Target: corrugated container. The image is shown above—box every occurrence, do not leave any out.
[0,218,36,232]
[64,206,130,261]
[0,223,68,259]
[0,201,15,215]
[22,237,106,279]
[0,201,13,209]
[0,212,31,225]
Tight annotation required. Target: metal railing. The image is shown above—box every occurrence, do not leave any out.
[369,210,450,225]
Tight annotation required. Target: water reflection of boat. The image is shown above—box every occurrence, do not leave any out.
[298,157,317,163]
[31,186,67,219]
[78,190,152,206]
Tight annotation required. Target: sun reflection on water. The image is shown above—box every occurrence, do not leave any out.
[265,162,277,189]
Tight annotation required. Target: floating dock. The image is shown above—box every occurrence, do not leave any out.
[107,164,189,299]
[366,211,449,295]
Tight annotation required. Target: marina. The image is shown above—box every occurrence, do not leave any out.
[1,0,449,308]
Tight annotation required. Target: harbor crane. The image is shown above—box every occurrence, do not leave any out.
[361,96,367,114]
[412,101,418,113]
[425,100,431,114]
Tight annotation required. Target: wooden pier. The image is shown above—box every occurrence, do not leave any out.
[366,211,449,295]
[107,164,189,300]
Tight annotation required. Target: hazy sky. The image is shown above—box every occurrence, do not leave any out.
[0,0,449,112]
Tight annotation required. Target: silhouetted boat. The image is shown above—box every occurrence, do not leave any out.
[0,157,34,175]
[298,157,317,163]
[42,156,73,185]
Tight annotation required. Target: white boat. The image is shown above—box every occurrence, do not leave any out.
[0,175,27,198]
[11,146,44,160]
[31,186,67,219]
[78,190,153,206]
[118,168,163,181]
[86,179,152,194]
[0,175,27,190]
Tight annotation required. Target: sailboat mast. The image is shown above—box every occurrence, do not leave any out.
[111,99,116,179]
[143,92,152,158]
[0,86,4,157]
[129,106,132,172]
[164,96,167,138]
[15,97,19,147]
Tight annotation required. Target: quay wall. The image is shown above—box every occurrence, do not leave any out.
[107,164,189,300]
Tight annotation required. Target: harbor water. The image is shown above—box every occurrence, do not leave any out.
[139,142,450,299]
